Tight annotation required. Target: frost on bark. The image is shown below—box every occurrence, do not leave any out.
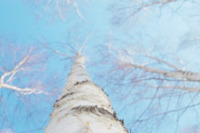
[45,55,128,133]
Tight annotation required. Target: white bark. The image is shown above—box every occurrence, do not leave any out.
[45,55,128,133]
[107,46,200,92]
[126,63,200,82]
[117,48,200,82]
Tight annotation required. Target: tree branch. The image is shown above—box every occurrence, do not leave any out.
[123,62,200,82]
[0,48,48,95]
[146,84,200,93]
[1,48,32,84]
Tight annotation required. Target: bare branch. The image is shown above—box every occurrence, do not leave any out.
[146,84,200,93]
[122,62,200,82]
[56,0,65,20]
[146,53,181,71]
[1,83,47,95]
[26,0,87,21]
[0,48,48,95]
[42,42,73,58]
[111,0,179,25]
[129,0,177,18]
[135,101,200,123]
[0,48,32,84]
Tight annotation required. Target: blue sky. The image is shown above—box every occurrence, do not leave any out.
[0,0,200,133]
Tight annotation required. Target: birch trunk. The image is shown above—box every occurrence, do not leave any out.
[45,55,128,133]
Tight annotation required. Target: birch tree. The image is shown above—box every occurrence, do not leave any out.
[45,54,128,133]
[1,0,200,132]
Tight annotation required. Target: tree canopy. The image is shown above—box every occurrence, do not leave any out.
[0,0,200,133]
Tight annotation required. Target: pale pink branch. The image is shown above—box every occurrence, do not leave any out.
[66,0,70,4]
[0,97,13,131]
[146,84,200,93]
[112,0,178,25]
[0,83,48,95]
[56,0,65,20]
[123,62,200,82]
[72,1,84,19]
[78,35,90,54]
[135,101,200,123]
[129,0,177,18]
[44,0,51,11]
[0,48,48,95]
[42,43,73,58]
[146,53,181,71]
[0,65,4,73]
[124,46,182,71]
[113,46,200,81]
[1,49,32,83]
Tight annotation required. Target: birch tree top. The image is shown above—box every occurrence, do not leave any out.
[45,54,128,133]
[0,0,200,133]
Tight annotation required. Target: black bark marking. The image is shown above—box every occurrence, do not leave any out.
[72,106,118,122]
[71,105,128,132]
[74,80,89,85]
[74,80,110,98]
[60,92,74,100]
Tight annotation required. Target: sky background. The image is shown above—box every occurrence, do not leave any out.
[0,0,200,133]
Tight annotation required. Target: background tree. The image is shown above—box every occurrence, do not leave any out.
[104,0,200,132]
[24,0,88,21]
